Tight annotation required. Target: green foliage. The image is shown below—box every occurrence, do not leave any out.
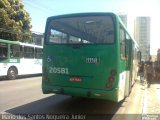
[0,0,32,41]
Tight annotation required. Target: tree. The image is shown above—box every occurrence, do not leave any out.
[0,0,32,41]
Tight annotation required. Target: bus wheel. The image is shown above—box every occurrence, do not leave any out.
[7,67,18,80]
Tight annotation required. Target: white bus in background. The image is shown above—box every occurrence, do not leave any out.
[0,39,43,79]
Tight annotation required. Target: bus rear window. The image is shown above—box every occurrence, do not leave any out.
[47,15,115,44]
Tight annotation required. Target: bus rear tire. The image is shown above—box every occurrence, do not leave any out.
[7,67,18,80]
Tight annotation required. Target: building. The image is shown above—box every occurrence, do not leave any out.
[23,32,44,46]
[157,49,160,61]
[151,55,157,62]
[119,14,127,27]
[31,33,44,46]
[134,17,151,61]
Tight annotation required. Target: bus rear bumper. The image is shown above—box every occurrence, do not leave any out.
[42,85,119,102]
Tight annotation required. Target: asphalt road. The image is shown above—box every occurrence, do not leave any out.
[0,76,159,120]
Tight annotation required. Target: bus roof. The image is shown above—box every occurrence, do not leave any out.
[0,38,42,48]
[0,39,20,45]
[20,42,43,48]
[47,12,117,21]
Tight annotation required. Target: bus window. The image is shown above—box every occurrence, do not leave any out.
[0,43,8,61]
[24,46,34,58]
[69,35,82,43]
[10,45,20,58]
[120,26,126,59]
[47,16,115,44]
[35,48,42,59]
[49,29,67,43]
[20,46,24,58]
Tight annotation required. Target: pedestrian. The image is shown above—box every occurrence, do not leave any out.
[138,61,144,83]
[145,61,154,88]
[154,61,160,81]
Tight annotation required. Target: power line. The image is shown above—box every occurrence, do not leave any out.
[24,1,61,15]
[24,0,66,16]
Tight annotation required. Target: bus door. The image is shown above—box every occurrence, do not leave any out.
[125,39,133,95]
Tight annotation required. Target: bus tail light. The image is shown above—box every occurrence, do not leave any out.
[105,69,116,89]
[105,76,114,89]
[111,70,116,76]
[108,76,115,82]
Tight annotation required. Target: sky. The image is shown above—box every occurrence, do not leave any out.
[22,0,160,55]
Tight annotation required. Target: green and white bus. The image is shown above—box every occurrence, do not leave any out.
[0,39,43,79]
[42,13,141,102]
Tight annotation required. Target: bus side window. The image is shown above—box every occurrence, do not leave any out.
[20,46,24,58]
[126,33,132,60]
[0,43,8,60]
[10,45,20,58]
[24,46,34,59]
[120,26,126,59]
[35,48,42,59]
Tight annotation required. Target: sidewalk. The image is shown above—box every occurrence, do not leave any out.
[113,79,160,120]
[142,83,160,114]
[139,78,160,120]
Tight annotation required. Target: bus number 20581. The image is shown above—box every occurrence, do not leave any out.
[49,67,69,74]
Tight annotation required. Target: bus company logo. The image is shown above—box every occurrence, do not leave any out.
[47,56,53,62]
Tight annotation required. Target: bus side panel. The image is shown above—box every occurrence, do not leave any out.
[18,59,42,75]
[0,64,8,76]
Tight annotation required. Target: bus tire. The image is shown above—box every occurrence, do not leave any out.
[7,67,18,80]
